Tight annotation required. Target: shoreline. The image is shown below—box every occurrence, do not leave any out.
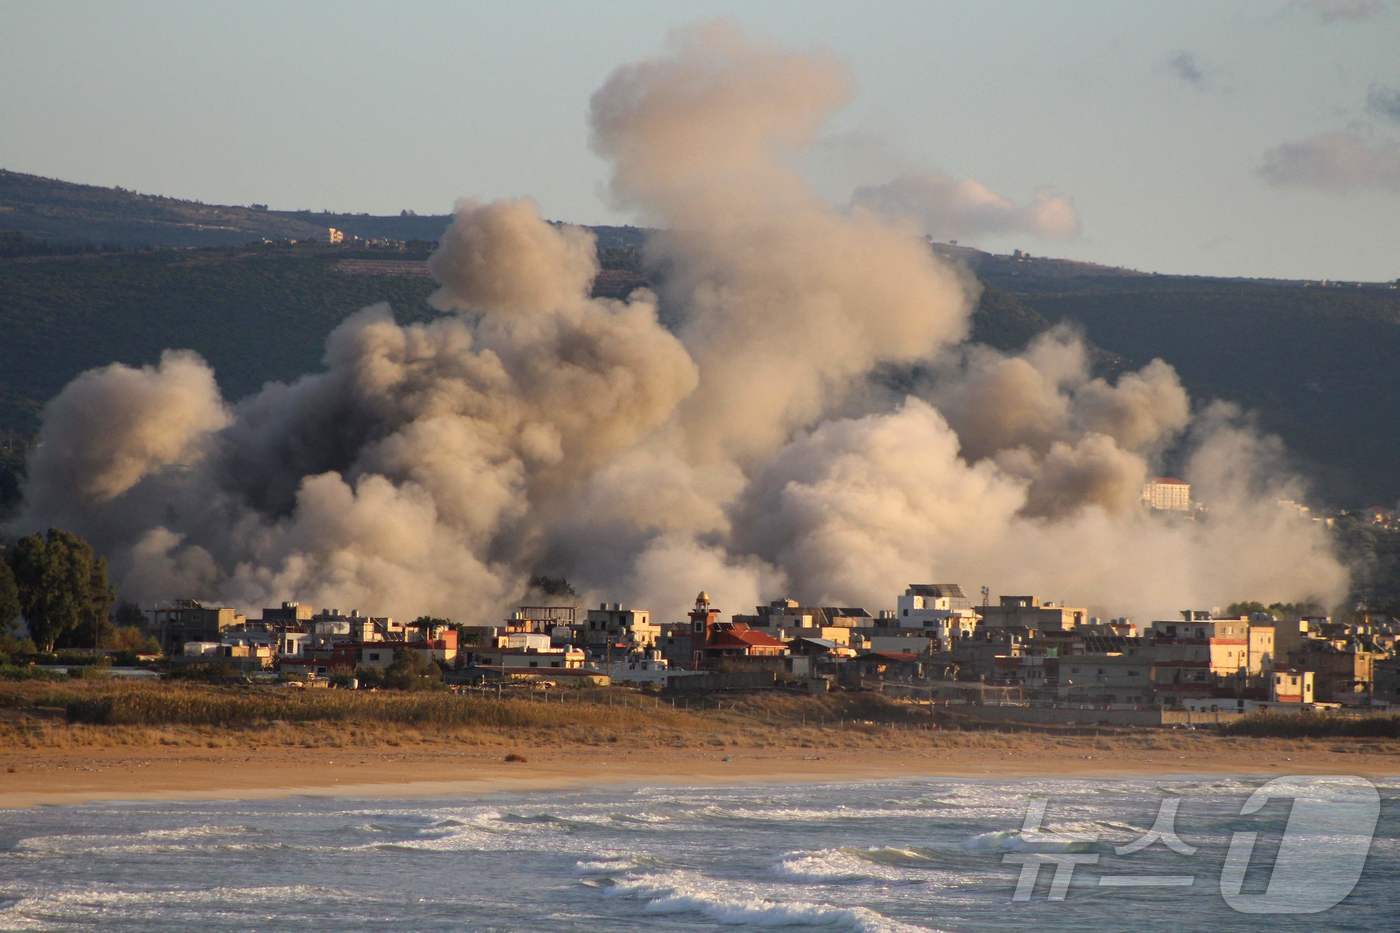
[6,737,1399,809]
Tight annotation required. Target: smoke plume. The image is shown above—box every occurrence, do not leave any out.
[12,21,1346,627]
[852,174,1080,242]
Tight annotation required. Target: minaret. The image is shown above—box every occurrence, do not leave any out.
[688,591,719,669]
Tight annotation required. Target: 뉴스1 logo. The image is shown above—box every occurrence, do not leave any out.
[1004,775,1380,914]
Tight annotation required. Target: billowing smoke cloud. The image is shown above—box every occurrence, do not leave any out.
[852,174,1080,242]
[12,20,1346,627]
[23,351,229,510]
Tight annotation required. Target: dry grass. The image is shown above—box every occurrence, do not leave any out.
[5,681,1398,763]
[1221,712,1400,739]
[0,681,956,752]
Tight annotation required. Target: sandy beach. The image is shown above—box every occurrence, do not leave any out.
[5,731,1399,808]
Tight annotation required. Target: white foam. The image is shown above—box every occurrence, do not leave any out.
[0,883,361,927]
[602,869,924,931]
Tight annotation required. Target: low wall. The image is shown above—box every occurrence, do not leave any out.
[666,671,778,694]
[952,705,1267,727]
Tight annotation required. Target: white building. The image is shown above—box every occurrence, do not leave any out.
[894,584,979,640]
[585,650,676,685]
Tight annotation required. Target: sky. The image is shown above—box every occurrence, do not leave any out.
[1,0,1397,281]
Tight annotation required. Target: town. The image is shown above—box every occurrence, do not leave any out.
[5,478,1398,729]
[138,577,1399,727]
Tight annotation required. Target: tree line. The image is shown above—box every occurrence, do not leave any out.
[0,528,117,654]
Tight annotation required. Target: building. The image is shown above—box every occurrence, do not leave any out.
[846,651,923,682]
[585,650,676,685]
[1056,654,1155,705]
[150,600,242,656]
[1142,477,1191,511]
[893,584,980,640]
[1148,614,1273,679]
[260,601,313,626]
[734,599,858,644]
[1298,640,1380,703]
[471,645,586,671]
[978,596,1086,633]
[658,592,722,670]
[328,227,344,244]
[583,603,659,653]
[1373,658,1400,707]
[702,622,788,666]
[1271,670,1315,704]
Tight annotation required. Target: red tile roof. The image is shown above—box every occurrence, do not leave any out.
[708,627,788,650]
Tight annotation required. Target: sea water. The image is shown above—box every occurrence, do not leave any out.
[1,774,1395,930]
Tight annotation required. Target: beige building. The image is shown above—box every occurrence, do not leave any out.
[1148,615,1273,678]
[1141,477,1191,511]
[1271,669,1315,703]
[151,600,242,656]
[978,596,1086,632]
[583,603,658,650]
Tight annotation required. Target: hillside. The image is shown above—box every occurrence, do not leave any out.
[966,254,1400,504]
[2,170,1399,508]
[0,169,649,252]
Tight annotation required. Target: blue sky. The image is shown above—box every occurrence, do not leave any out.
[2,0,1397,280]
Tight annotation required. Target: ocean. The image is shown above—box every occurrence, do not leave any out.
[0,774,1395,930]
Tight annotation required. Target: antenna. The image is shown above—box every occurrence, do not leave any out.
[980,585,990,608]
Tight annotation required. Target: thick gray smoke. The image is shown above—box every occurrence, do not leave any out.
[12,21,1347,626]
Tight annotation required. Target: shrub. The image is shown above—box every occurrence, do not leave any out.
[1220,712,1400,739]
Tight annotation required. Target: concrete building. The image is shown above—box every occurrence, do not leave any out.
[1271,669,1315,703]
[1298,640,1379,702]
[893,584,980,640]
[1141,477,1191,511]
[260,601,314,626]
[583,603,659,652]
[1148,614,1273,679]
[978,596,1086,632]
[585,650,676,685]
[150,600,242,656]
[735,599,864,644]
[472,645,585,671]
[1373,658,1400,707]
[1056,654,1155,705]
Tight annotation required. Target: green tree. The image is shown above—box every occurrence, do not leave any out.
[113,600,146,628]
[383,649,443,691]
[9,529,114,653]
[0,557,19,635]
